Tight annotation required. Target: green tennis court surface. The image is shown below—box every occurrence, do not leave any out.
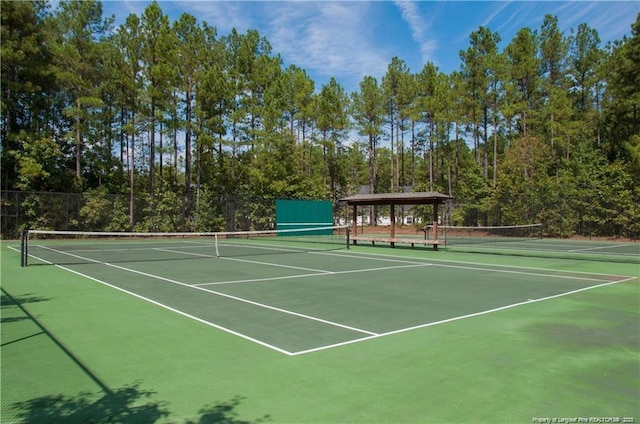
[364,225,640,263]
[2,235,639,423]
[446,238,640,262]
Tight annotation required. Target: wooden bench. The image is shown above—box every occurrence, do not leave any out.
[350,236,442,250]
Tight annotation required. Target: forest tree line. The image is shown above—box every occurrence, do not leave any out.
[2,0,639,237]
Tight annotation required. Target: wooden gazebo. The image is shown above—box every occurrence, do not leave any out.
[339,191,452,250]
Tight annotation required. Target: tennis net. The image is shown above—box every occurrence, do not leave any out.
[20,225,350,267]
[423,223,639,263]
[212,225,349,258]
[424,224,544,246]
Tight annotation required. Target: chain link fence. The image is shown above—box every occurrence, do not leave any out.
[3,190,637,240]
[1,190,280,239]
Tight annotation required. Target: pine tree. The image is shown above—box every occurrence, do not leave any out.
[351,75,385,196]
[49,0,113,188]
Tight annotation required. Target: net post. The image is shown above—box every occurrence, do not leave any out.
[214,233,220,257]
[20,229,28,267]
[20,229,25,267]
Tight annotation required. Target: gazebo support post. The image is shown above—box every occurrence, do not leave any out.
[432,203,439,251]
[390,203,396,247]
[352,204,358,244]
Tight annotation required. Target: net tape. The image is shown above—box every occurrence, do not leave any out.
[22,225,350,266]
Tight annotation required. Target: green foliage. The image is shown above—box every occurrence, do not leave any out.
[134,190,185,232]
[21,193,79,231]
[625,135,640,179]
[12,136,72,191]
[2,4,639,239]
[577,160,636,238]
[491,135,552,224]
[190,186,225,232]
[79,189,130,232]
[536,175,578,238]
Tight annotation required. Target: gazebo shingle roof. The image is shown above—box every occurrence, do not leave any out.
[340,191,452,206]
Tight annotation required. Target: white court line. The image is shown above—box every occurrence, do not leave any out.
[152,245,436,286]
[311,250,429,265]
[335,249,637,280]
[29,245,378,337]
[196,263,433,286]
[568,243,635,253]
[318,250,619,282]
[12,244,638,356]
[429,263,612,282]
[26,244,213,255]
[290,275,639,356]
[310,250,636,282]
[155,246,339,274]
[196,273,328,286]
[220,256,334,274]
[450,243,638,258]
[153,248,215,258]
[504,239,636,251]
[10,247,294,355]
[217,242,316,254]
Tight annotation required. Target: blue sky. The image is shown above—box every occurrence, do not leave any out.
[102,1,639,93]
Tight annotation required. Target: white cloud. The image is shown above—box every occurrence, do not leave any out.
[147,1,392,91]
[454,1,636,51]
[394,0,439,65]
[175,0,256,34]
[100,0,637,97]
[549,1,638,42]
[264,2,391,89]
[103,0,151,23]
[479,1,514,29]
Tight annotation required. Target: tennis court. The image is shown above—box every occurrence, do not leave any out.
[11,229,637,355]
[2,227,639,423]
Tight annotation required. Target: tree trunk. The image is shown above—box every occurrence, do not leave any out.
[150,101,155,198]
[184,86,192,228]
[129,107,136,230]
[76,99,82,184]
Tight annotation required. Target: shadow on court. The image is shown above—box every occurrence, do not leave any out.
[1,293,51,307]
[2,288,168,423]
[185,396,271,424]
[2,287,271,423]
[12,383,169,424]
[13,390,271,424]
[1,291,51,340]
